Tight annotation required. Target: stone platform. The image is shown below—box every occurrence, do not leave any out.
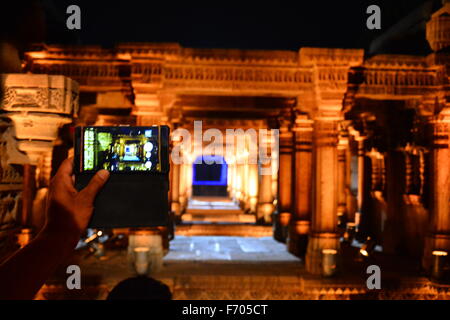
[175,224,272,237]
[36,235,450,300]
[182,198,256,223]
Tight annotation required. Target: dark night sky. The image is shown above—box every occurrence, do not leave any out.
[42,0,434,51]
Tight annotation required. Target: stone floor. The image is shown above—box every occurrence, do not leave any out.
[37,235,450,300]
[164,236,300,263]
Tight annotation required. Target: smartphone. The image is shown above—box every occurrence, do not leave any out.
[74,126,170,228]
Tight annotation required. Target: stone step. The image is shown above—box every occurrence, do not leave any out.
[182,213,255,223]
[185,208,244,215]
[175,223,272,237]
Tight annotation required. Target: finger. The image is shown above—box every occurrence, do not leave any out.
[57,157,74,177]
[51,158,77,193]
[77,170,110,205]
[62,175,78,195]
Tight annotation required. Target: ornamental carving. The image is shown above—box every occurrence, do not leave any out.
[314,120,339,147]
[426,2,450,52]
[24,45,364,99]
[368,149,386,192]
[403,148,425,197]
[0,74,79,116]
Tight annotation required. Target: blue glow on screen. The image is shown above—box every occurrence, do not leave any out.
[192,155,228,186]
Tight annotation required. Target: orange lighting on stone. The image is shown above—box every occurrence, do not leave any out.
[432,250,448,257]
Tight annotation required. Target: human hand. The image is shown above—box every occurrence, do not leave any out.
[43,158,109,240]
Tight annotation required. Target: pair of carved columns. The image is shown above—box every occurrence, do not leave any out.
[276,111,346,273]
[423,109,450,270]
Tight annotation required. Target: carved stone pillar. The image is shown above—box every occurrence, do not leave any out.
[186,161,193,200]
[423,113,450,270]
[239,161,246,208]
[345,141,356,222]
[171,161,181,216]
[179,163,187,213]
[21,164,36,227]
[337,130,349,218]
[0,74,77,187]
[355,137,366,232]
[228,162,237,200]
[227,162,232,196]
[271,157,278,208]
[256,163,273,222]
[274,125,294,242]
[287,115,313,257]
[228,162,235,199]
[244,162,251,211]
[306,118,340,275]
[257,131,274,223]
[235,162,243,204]
[248,163,259,214]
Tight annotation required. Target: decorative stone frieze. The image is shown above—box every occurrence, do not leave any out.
[1,74,78,115]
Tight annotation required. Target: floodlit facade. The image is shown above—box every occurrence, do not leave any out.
[0,1,449,300]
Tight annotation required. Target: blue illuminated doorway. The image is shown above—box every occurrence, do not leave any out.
[192,155,228,197]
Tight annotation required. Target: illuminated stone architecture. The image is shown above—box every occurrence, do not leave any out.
[0,0,450,300]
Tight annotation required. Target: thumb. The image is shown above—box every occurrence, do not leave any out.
[78,170,110,205]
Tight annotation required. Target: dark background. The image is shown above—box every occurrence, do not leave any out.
[1,0,436,52]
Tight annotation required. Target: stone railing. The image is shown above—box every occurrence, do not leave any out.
[347,67,443,98]
[158,64,313,93]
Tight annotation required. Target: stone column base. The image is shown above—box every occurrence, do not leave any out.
[287,220,310,257]
[422,233,450,272]
[171,201,181,216]
[179,195,187,213]
[273,212,291,243]
[257,202,274,223]
[305,233,340,275]
[248,195,257,214]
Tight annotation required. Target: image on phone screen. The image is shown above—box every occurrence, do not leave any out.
[80,126,162,173]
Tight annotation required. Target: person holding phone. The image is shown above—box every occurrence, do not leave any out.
[0,158,110,300]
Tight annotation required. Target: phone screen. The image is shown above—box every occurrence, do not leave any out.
[80,126,162,173]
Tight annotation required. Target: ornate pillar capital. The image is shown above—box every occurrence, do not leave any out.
[0,74,78,186]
